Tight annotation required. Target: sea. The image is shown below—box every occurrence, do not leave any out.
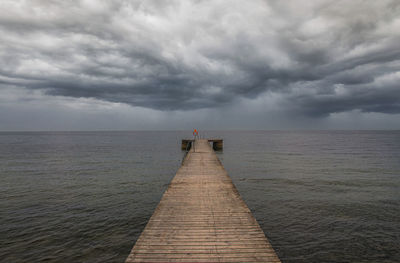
[1,131,399,263]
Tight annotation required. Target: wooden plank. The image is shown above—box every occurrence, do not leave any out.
[125,139,281,263]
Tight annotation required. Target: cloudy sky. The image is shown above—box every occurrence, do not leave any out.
[1,0,400,130]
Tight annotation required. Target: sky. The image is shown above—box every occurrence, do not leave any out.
[1,0,400,131]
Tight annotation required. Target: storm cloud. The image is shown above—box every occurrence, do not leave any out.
[0,0,400,129]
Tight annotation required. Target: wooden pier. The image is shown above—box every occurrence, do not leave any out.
[181,139,223,151]
[125,139,281,263]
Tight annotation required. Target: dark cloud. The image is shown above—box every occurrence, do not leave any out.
[0,0,400,119]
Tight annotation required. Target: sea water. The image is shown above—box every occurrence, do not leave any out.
[1,131,399,262]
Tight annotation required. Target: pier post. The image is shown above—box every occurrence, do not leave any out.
[181,139,193,151]
[209,139,223,151]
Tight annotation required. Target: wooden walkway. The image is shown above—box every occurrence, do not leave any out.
[126,139,281,263]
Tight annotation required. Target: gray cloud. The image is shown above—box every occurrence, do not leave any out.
[1,0,400,119]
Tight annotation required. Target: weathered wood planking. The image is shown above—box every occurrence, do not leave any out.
[126,139,281,263]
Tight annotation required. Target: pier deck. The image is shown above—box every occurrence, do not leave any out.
[125,139,281,263]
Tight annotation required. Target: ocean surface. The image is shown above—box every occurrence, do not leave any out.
[1,131,399,263]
